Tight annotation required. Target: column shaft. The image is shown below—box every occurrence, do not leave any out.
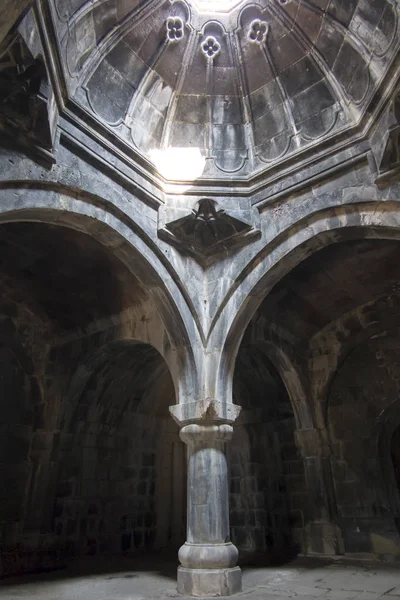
[186,425,229,544]
[178,423,241,597]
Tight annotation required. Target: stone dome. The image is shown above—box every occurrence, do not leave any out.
[53,0,400,181]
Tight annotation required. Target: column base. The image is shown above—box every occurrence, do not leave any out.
[177,566,242,597]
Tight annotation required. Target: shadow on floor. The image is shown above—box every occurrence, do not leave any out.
[0,550,179,586]
[239,544,306,569]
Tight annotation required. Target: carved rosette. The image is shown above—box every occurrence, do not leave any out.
[158,198,261,264]
[201,36,221,59]
[248,20,268,44]
[166,17,184,42]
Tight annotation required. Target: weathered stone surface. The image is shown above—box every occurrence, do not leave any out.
[177,565,242,597]
[0,7,58,156]
[0,0,32,47]
[170,399,241,426]
[158,198,261,264]
[375,93,400,185]
[50,0,400,182]
[178,423,241,596]
[0,0,400,596]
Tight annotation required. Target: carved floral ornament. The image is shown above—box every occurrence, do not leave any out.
[248,20,268,44]
[201,36,221,59]
[158,198,261,264]
[166,17,184,42]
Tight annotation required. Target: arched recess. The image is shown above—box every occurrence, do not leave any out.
[0,187,200,400]
[245,336,311,430]
[310,303,400,430]
[230,341,307,562]
[217,201,400,410]
[52,340,186,558]
[0,196,195,575]
[219,215,400,560]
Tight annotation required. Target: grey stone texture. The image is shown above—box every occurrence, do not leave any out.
[0,0,400,597]
[51,0,400,181]
[177,423,241,595]
[1,555,400,600]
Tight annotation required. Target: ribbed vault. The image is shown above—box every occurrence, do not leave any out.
[51,0,400,181]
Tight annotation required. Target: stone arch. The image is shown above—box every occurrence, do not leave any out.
[0,190,197,574]
[217,201,400,411]
[60,339,177,433]
[52,339,185,557]
[253,341,311,430]
[0,186,200,402]
[310,304,400,429]
[230,341,306,561]
[234,313,312,428]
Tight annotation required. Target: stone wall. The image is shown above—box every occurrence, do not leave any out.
[54,415,171,556]
[0,302,52,576]
[230,345,306,561]
[0,220,188,577]
[328,329,400,559]
[0,321,185,576]
[48,335,184,560]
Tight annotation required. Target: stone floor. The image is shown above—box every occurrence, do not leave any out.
[1,554,400,600]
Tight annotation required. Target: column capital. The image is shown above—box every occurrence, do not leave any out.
[294,428,331,458]
[169,398,241,427]
[180,423,233,445]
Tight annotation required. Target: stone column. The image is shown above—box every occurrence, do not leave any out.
[170,399,242,597]
[295,428,344,556]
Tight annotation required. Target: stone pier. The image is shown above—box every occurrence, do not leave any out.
[170,400,242,597]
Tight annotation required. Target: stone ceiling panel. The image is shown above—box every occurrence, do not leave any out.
[50,0,400,182]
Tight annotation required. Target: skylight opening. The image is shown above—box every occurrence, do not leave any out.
[189,0,246,13]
